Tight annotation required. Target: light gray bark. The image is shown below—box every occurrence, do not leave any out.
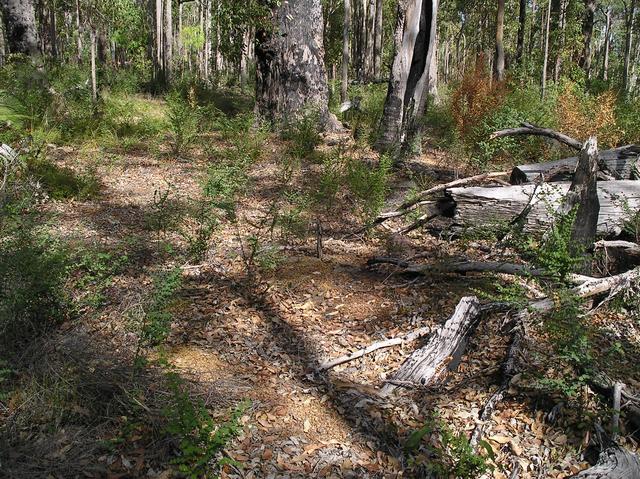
[0,0,38,55]
[164,0,173,81]
[448,180,640,237]
[376,0,438,154]
[341,0,351,103]
[255,0,336,128]
[495,0,505,81]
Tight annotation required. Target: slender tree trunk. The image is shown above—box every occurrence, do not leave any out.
[75,0,82,63]
[623,0,637,94]
[341,0,351,103]
[164,0,173,82]
[365,0,376,79]
[203,0,211,81]
[90,28,97,105]
[428,28,439,102]
[495,0,505,80]
[255,0,337,128]
[155,0,164,84]
[516,0,527,63]
[177,2,183,74]
[579,0,596,77]
[0,0,39,55]
[542,0,552,98]
[374,0,383,78]
[602,5,611,80]
[376,0,438,155]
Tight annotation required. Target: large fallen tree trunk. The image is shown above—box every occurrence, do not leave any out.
[380,296,481,396]
[511,145,640,184]
[571,444,640,478]
[594,240,640,274]
[447,180,640,237]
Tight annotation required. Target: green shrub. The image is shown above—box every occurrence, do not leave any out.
[164,370,249,479]
[27,156,100,200]
[166,90,199,156]
[0,229,69,350]
[404,415,492,478]
[139,267,183,347]
[345,154,392,221]
[282,110,322,158]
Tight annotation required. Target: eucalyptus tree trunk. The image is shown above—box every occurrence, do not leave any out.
[155,0,164,84]
[623,0,637,94]
[375,0,438,155]
[203,0,211,81]
[495,0,505,81]
[341,0,351,103]
[579,0,596,77]
[0,0,39,55]
[516,0,526,63]
[541,0,552,98]
[365,0,376,79]
[374,0,383,78]
[255,0,336,128]
[75,0,82,63]
[164,0,173,81]
[602,5,611,80]
[90,28,97,104]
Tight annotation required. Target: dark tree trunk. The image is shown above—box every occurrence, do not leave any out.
[0,0,39,55]
[516,0,526,63]
[579,0,596,77]
[255,0,336,128]
[375,0,438,154]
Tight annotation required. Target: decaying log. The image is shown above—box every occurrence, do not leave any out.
[317,325,431,371]
[367,257,593,284]
[558,137,599,248]
[364,172,508,230]
[448,180,640,237]
[571,444,640,478]
[594,240,640,274]
[470,319,524,448]
[380,296,481,396]
[511,145,640,184]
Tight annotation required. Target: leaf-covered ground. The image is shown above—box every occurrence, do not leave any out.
[8,99,640,479]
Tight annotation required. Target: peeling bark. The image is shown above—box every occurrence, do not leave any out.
[0,0,39,55]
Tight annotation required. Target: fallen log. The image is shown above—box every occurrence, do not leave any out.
[571,445,640,478]
[448,180,640,237]
[380,296,481,396]
[367,257,593,284]
[510,145,640,184]
[594,240,640,274]
[363,172,507,230]
[490,122,626,180]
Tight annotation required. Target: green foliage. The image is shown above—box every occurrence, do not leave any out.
[0,228,69,350]
[404,415,492,478]
[166,90,199,157]
[345,154,392,221]
[70,247,129,308]
[27,156,100,200]
[342,83,388,147]
[282,110,322,159]
[140,268,183,347]
[164,370,249,479]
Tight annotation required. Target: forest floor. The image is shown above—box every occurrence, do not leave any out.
[11,94,640,479]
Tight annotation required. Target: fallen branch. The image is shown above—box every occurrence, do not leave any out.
[367,257,593,284]
[317,325,431,371]
[470,319,524,447]
[490,122,583,150]
[523,265,640,316]
[380,296,481,396]
[571,444,640,478]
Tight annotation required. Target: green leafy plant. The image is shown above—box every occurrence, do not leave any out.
[404,415,493,478]
[166,89,199,157]
[139,267,183,347]
[282,110,322,159]
[164,370,249,479]
[71,247,129,308]
[345,154,392,222]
